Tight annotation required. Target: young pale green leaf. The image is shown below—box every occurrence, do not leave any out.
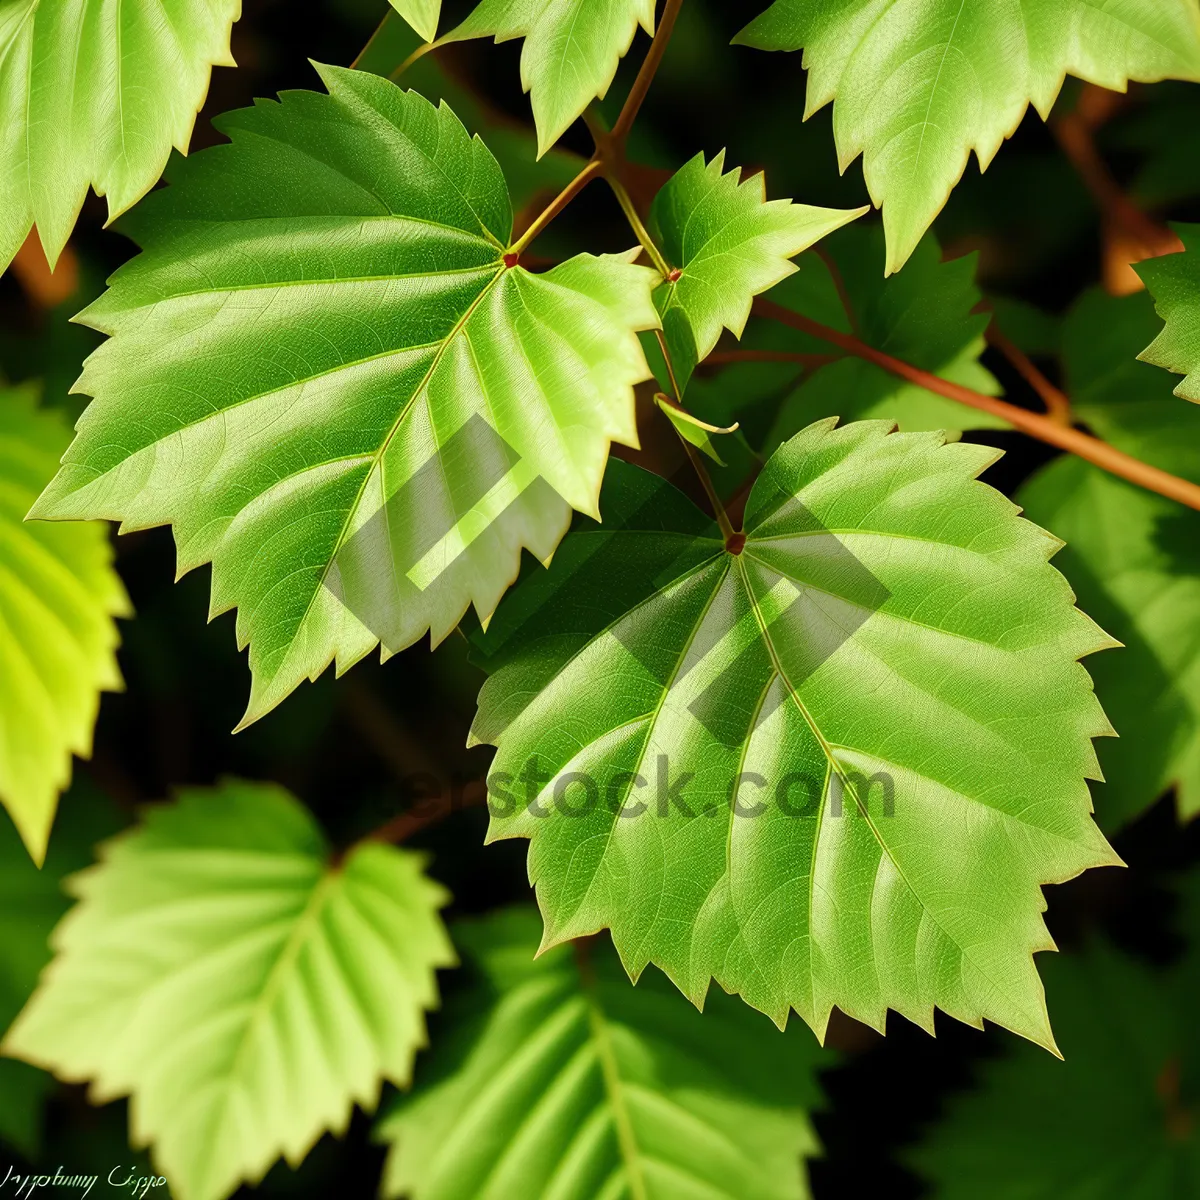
[1019,288,1200,830]
[1139,223,1200,402]
[763,225,1006,446]
[31,66,659,728]
[0,387,128,864]
[3,779,455,1200]
[907,942,1199,1198]
[444,0,656,156]
[649,151,865,388]
[471,420,1119,1050]
[390,0,441,42]
[735,1,1200,274]
[379,908,828,1200]
[0,0,240,274]
[654,393,738,465]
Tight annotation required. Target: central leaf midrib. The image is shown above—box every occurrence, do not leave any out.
[261,262,510,674]
[575,949,649,1200]
[734,555,1046,1029]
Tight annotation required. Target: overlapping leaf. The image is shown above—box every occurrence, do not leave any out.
[735,1,1200,273]
[3,779,455,1200]
[379,908,828,1200]
[471,420,1118,1048]
[0,387,128,863]
[1139,223,1200,402]
[764,225,1006,445]
[391,0,441,42]
[0,0,240,274]
[357,13,583,212]
[649,150,864,388]
[1020,289,1200,828]
[908,941,1200,1198]
[444,0,655,155]
[31,66,659,727]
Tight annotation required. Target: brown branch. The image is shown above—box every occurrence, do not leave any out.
[1052,89,1183,294]
[509,158,605,256]
[611,0,685,145]
[814,244,859,336]
[358,779,489,852]
[703,349,841,369]
[984,321,1073,426]
[350,10,392,70]
[755,297,1200,513]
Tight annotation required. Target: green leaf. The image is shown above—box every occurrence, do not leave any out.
[763,225,1007,446]
[0,780,124,1155]
[1139,224,1200,403]
[649,150,865,388]
[31,66,660,728]
[357,13,584,213]
[907,941,1199,1198]
[0,386,128,863]
[1018,289,1200,829]
[654,393,738,465]
[378,907,828,1200]
[0,0,240,274]
[3,778,455,1200]
[444,0,656,156]
[1065,288,1200,487]
[1021,461,1200,828]
[734,1,1200,274]
[471,421,1119,1049]
[390,0,441,42]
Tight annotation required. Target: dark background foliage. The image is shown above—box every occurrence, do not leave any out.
[2,1,1199,1194]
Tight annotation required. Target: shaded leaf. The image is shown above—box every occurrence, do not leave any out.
[379,907,828,1200]
[908,942,1200,1199]
[763,225,1006,445]
[1019,289,1200,829]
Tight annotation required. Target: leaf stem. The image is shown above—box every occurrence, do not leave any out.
[612,0,685,145]
[509,158,605,257]
[650,329,738,541]
[604,168,671,277]
[984,320,1073,426]
[755,297,1200,512]
[351,11,393,70]
[1052,91,1182,263]
[389,37,441,81]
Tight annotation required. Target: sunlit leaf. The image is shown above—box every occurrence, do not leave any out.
[0,386,128,862]
[471,421,1118,1049]
[735,1,1200,273]
[0,0,240,273]
[31,67,659,727]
